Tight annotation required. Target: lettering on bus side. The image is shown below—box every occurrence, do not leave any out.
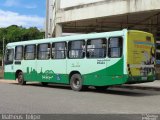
[71,62,80,67]
[97,59,107,64]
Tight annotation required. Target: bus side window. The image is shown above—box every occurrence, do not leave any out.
[24,45,36,60]
[108,37,123,58]
[37,43,50,60]
[5,49,14,64]
[87,38,106,58]
[52,42,66,59]
[68,40,85,59]
[15,46,23,60]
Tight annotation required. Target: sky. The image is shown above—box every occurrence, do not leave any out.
[0,0,45,29]
[0,0,103,29]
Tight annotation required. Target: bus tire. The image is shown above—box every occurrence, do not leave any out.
[41,82,48,86]
[95,86,108,91]
[70,74,85,91]
[17,72,26,85]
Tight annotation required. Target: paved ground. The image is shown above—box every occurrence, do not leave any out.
[118,80,160,91]
[0,79,160,114]
[126,80,160,87]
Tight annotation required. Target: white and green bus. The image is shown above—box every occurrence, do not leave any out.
[4,29,156,91]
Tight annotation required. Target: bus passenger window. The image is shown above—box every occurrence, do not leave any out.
[24,45,36,60]
[38,43,50,60]
[108,37,123,58]
[15,46,23,60]
[87,38,106,58]
[5,49,14,64]
[68,40,85,59]
[52,42,66,59]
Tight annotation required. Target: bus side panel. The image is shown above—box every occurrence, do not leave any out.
[83,58,127,86]
[22,60,68,84]
[4,70,15,80]
[4,47,15,80]
[21,60,37,81]
[4,64,15,80]
[37,59,68,84]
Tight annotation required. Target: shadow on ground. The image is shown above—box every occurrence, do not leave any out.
[10,82,160,97]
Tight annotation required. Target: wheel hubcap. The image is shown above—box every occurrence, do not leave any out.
[73,78,80,88]
[18,74,22,83]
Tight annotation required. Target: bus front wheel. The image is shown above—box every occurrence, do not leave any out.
[70,74,85,91]
[17,72,26,85]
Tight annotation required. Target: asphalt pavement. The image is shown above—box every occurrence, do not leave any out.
[1,79,160,91]
[117,80,160,91]
[0,79,160,114]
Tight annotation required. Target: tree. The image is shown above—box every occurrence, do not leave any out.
[0,25,44,59]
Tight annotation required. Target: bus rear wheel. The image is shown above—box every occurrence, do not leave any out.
[17,72,26,85]
[70,74,85,91]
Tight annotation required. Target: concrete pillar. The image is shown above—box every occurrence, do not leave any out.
[55,0,60,11]
[55,0,62,37]
[55,24,62,37]
[45,0,49,38]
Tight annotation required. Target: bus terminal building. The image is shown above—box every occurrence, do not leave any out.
[46,0,160,77]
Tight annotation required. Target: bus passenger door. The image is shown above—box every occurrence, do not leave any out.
[22,45,37,81]
[4,47,15,80]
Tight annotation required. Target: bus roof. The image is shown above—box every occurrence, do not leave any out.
[6,29,152,47]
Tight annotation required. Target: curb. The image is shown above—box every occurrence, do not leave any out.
[114,85,160,91]
[0,79,17,84]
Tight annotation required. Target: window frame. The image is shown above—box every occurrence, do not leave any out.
[15,45,23,60]
[52,41,67,59]
[37,43,51,60]
[108,36,123,58]
[24,44,36,60]
[86,38,107,59]
[68,40,86,59]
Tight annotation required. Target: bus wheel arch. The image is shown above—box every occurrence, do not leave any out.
[16,70,22,79]
[16,70,26,85]
[69,71,86,91]
[69,71,81,80]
